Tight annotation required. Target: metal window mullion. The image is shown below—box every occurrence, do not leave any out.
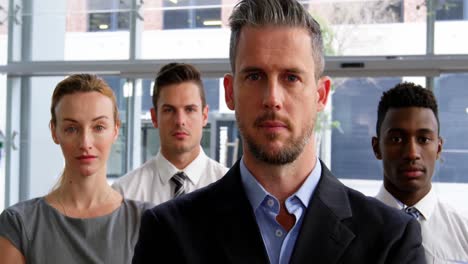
[426,0,436,90]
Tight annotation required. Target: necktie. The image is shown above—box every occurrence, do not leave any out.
[404,206,421,220]
[171,171,187,198]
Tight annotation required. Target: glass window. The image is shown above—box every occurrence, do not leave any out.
[141,0,227,59]
[163,0,221,29]
[65,0,130,60]
[8,0,131,61]
[141,0,426,59]
[434,73,468,183]
[0,0,8,65]
[101,76,128,178]
[87,0,131,31]
[433,73,468,216]
[311,0,426,56]
[331,77,405,180]
[436,0,465,20]
[435,0,468,54]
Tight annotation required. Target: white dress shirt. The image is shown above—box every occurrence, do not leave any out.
[112,147,228,205]
[376,186,468,264]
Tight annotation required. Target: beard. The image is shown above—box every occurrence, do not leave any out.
[237,111,314,165]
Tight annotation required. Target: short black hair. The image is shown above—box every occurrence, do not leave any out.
[152,63,206,109]
[376,82,440,136]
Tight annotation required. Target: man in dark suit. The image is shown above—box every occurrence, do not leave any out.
[133,0,425,263]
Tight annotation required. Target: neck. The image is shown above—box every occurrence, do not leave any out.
[384,181,431,207]
[243,141,317,202]
[58,167,111,208]
[162,146,200,170]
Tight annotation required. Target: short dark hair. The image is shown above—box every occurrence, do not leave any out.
[228,0,324,79]
[152,63,206,109]
[376,82,440,136]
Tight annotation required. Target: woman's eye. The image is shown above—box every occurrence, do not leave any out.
[65,127,77,133]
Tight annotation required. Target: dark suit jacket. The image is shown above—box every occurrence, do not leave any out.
[133,160,425,264]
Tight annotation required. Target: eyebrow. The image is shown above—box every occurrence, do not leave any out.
[386,128,436,134]
[62,116,110,123]
[239,66,305,75]
[161,104,199,108]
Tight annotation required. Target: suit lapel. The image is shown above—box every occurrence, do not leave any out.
[211,161,269,263]
[290,162,355,264]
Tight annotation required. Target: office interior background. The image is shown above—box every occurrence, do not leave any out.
[0,0,467,216]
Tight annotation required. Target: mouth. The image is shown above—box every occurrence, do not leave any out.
[258,120,288,133]
[76,155,97,162]
[172,131,189,139]
[399,166,425,178]
[254,112,290,133]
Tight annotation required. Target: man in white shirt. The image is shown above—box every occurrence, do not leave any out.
[112,63,228,204]
[372,82,468,263]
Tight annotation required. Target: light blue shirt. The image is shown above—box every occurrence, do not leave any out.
[240,157,322,264]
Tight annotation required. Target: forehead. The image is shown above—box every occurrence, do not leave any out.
[55,92,114,122]
[158,81,202,105]
[381,107,438,133]
[235,25,315,73]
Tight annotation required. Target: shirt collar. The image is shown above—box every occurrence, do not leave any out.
[376,185,438,220]
[240,157,322,210]
[156,146,207,185]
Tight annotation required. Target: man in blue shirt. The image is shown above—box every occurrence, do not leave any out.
[133,0,425,263]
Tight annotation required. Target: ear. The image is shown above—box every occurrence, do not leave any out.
[316,76,331,112]
[150,107,159,128]
[436,136,443,160]
[372,136,382,160]
[50,122,59,144]
[223,74,235,110]
[202,104,209,127]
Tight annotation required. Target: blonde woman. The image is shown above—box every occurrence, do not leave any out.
[0,74,152,263]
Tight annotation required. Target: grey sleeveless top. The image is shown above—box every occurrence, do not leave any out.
[0,197,153,264]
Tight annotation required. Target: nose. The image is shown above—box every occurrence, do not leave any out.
[79,130,93,150]
[262,79,282,110]
[405,138,421,161]
[175,110,186,127]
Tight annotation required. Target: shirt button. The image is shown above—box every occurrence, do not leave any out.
[275,229,283,237]
[267,199,275,207]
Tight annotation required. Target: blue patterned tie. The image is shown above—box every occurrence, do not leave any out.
[171,172,187,198]
[404,206,421,220]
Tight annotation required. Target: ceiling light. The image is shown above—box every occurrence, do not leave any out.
[203,20,222,26]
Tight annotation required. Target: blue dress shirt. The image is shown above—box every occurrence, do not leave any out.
[240,158,322,264]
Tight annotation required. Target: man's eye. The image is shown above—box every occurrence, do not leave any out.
[286,74,299,82]
[419,137,431,144]
[391,137,402,143]
[246,73,261,81]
